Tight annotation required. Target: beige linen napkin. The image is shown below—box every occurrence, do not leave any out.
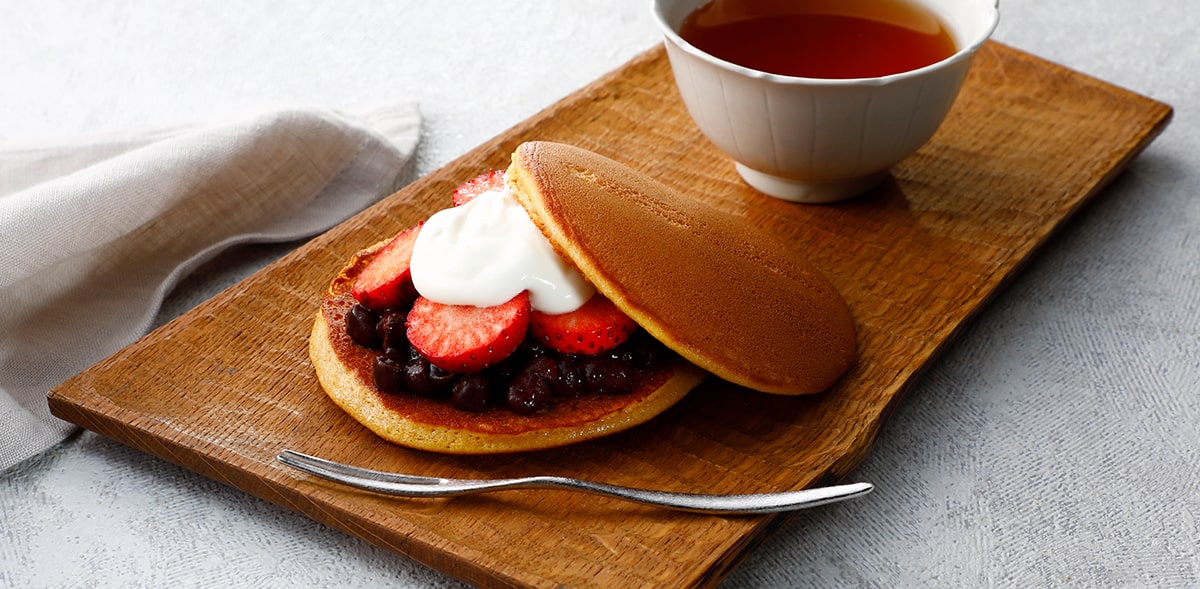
[0,106,421,470]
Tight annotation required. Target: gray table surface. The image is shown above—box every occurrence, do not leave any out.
[3,1,1197,587]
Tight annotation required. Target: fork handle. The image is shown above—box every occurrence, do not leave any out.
[518,476,873,514]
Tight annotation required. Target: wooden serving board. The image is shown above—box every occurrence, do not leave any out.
[48,42,1170,588]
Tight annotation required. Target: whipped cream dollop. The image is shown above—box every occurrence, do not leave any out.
[409,178,595,314]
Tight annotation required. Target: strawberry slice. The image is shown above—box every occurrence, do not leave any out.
[452,169,506,206]
[406,292,531,373]
[529,293,638,355]
[351,223,423,311]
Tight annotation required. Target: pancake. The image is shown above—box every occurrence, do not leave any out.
[506,141,856,394]
[310,243,707,454]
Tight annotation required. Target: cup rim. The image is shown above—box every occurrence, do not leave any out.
[651,0,1000,87]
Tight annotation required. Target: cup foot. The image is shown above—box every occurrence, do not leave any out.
[735,164,884,204]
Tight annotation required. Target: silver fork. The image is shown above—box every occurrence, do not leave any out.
[277,450,873,515]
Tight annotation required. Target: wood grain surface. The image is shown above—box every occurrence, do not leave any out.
[48,42,1171,588]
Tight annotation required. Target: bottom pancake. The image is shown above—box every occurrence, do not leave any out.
[309,246,707,454]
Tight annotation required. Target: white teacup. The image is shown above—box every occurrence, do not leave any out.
[652,0,1000,203]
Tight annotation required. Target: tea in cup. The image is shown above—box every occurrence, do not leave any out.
[652,0,1000,203]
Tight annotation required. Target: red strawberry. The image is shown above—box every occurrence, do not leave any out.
[351,223,423,311]
[529,293,638,355]
[452,169,506,206]
[406,292,531,373]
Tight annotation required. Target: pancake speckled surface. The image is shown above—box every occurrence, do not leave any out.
[507,141,856,394]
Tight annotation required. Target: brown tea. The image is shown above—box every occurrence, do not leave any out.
[679,0,957,79]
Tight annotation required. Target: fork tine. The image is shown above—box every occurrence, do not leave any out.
[279,450,499,498]
[278,450,445,485]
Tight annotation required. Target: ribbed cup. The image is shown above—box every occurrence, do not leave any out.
[653,0,999,203]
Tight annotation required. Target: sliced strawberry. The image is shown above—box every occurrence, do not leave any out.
[351,223,423,311]
[406,292,531,373]
[529,293,638,355]
[451,169,506,206]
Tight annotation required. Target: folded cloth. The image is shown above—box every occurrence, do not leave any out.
[0,106,421,470]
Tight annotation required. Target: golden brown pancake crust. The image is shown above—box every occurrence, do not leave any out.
[507,141,856,395]
[310,243,706,454]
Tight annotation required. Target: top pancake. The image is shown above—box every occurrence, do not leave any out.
[506,141,856,395]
